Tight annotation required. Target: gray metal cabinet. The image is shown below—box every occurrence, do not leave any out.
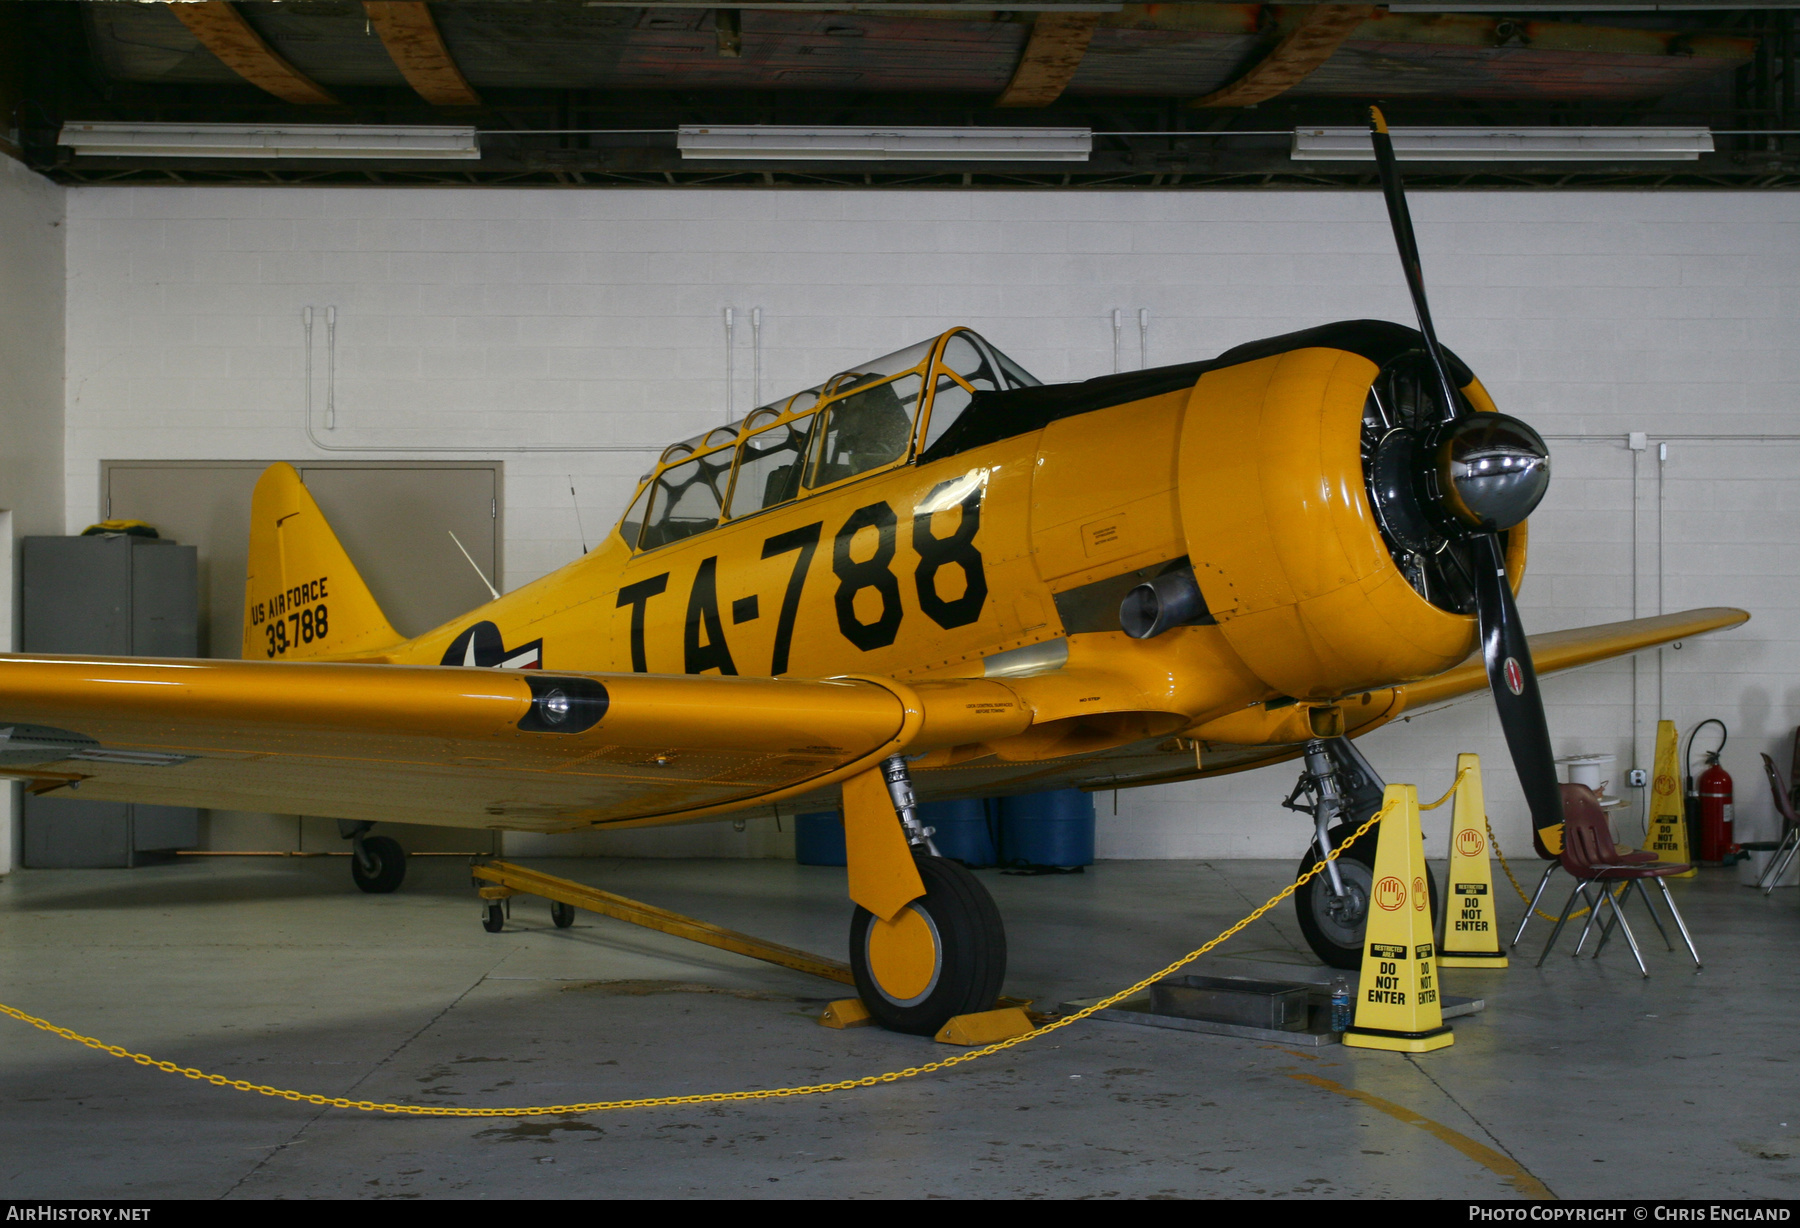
[20,535,200,867]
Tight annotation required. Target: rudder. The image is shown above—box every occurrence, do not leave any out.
[243,463,403,660]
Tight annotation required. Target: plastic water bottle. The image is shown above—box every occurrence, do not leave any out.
[1330,975,1353,1033]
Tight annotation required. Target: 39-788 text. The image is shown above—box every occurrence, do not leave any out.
[265,603,329,657]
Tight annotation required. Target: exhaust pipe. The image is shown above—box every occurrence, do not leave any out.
[1120,566,1208,639]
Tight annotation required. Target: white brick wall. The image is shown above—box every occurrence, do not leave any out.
[61,185,1800,859]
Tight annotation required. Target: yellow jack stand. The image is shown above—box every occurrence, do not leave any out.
[1342,784,1454,1054]
[1439,753,1509,969]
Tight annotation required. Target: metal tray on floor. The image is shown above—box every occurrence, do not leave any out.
[1059,979,1484,1047]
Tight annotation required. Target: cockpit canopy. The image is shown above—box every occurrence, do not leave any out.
[620,328,1040,551]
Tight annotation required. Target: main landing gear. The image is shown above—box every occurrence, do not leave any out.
[846,756,1008,1035]
[1285,737,1438,970]
[341,820,408,894]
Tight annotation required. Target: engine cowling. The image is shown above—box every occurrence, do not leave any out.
[1175,342,1527,702]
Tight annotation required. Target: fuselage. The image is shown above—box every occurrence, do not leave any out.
[315,321,1522,781]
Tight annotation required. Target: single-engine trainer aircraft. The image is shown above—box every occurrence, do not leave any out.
[0,111,1745,1033]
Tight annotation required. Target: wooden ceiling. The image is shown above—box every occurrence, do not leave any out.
[9,1,1797,186]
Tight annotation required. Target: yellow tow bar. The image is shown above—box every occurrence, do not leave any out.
[470,859,855,986]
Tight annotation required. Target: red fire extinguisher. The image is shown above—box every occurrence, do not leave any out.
[1685,719,1735,864]
[1697,755,1734,862]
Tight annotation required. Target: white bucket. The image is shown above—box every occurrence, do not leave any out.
[1555,752,1612,799]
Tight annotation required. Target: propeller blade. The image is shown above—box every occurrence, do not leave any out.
[1367,105,1463,424]
[1469,532,1564,840]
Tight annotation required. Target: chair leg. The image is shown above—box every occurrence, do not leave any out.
[1537,881,1589,968]
[1591,884,1636,957]
[1763,831,1800,896]
[1592,887,1619,957]
[1632,878,1675,951]
[1655,878,1703,969]
[1574,883,1608,956]
[1514,863,1558,947]
[1598,885,1649,977]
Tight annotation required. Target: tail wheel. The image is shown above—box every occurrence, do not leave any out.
[850,855,1005,1036]
[1294,823,1440,970]
[550,900,576,929]
[350,836,407,894]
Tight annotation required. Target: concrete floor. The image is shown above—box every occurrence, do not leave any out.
[0,853,1794,1200]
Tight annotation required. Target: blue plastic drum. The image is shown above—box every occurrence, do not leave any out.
[794,811,847,866]
[998,789,1096,868]
[919,797,998,868]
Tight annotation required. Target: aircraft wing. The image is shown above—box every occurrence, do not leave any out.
[1392,606,1750,717]
[0,656,1030,833]
[1052,606,1751,795]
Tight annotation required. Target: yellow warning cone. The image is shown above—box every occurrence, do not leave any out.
[1438,753,1508,968]
[1342,784,1453,1053]
[1643,719,1696,878]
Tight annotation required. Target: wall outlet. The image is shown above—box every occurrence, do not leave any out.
[1628,768,1648,788]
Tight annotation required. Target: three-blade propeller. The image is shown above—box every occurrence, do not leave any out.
[1366,106,1565,847]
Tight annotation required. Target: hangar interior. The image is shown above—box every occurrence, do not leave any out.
[0,0,1796,1201]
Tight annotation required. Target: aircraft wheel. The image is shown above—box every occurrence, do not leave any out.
[550,900,576,929]
[350,836,407,894]
[849,855,1005,1036]
[482,902,506,933]
[1294,823,1439,970]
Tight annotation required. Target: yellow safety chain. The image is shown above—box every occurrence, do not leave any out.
[0,798,1410,1120]
[1419,766,1471,811]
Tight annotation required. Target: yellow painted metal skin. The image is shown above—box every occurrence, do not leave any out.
[244,463,401,660]
[841,765,927,920]
[865,905,941,1002]
[0,326,1747,842]
[1438,753,1508,968]
[470,860,854,984]
[1342,784,1454,1053]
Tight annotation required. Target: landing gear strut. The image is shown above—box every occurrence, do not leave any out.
[341,820,407,894]
[847,755,1006,1035]
[1285,737,1438,969]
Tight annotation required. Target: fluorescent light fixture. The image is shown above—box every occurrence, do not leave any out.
[58,123,481,160]
[678,126,1091,162]
[1293,126,1713,162]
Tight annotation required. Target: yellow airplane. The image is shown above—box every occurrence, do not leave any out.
[0,111,1746,1034]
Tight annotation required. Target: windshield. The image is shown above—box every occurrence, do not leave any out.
[619,329,1041,548]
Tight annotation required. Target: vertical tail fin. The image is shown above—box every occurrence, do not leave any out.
[243,463,403,660]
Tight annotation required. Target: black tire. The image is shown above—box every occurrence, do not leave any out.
[350,836,407,894]
[850,855,1006,1036]
[550,900,576,929]
[482,902,506,933]
[1294,823,1440,970]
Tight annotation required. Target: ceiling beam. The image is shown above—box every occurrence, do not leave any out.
[996,12,1102,108]
[1190,4,1374,109]
[363,2,481,107]
[166,2,340,107]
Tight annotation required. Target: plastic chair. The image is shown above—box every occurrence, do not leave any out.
[1758,752,1800,895]
[1513,784,1656,948]
[1536,789,1701,976]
